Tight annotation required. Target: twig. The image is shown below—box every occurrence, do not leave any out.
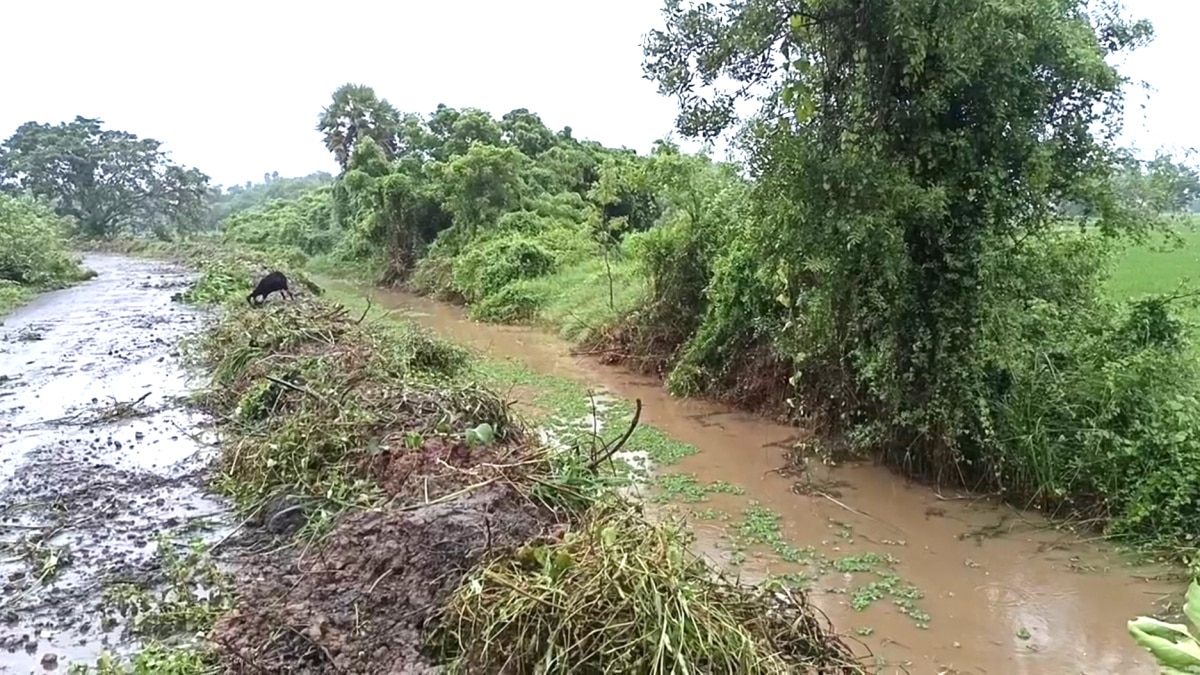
[353,296,373,325]
[264,375,329,405]
[387,478,497,511]
[816,492,903,534]
[587,398,643,472]
[587,391,600,455]
[10,391,155,430]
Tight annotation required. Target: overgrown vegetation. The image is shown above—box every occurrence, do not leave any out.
[16,5,1200,667]
[0,193,93,315]
[195,18,1200,558]
[631,0,1200,555]
[119,248,859,673]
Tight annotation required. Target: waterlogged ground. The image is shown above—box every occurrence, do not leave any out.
[0,255,226,673]
[331,280,1181,675]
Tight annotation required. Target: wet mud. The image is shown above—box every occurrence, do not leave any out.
[344,282,1179,675]
[215,485,550,674]
[0,255,228,673]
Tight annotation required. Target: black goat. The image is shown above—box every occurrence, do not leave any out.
[247,271,294,307]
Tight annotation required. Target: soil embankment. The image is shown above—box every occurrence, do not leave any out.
[340,280,1178,675]
[150,250,859,674]
[0,254,227,672]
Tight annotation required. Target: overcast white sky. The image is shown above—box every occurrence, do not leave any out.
[1,0,1195,188]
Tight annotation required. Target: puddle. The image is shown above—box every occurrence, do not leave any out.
[0,254,230,672]
[336,281,1177,675]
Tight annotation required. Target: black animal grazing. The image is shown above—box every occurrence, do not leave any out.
[247,271,294,307]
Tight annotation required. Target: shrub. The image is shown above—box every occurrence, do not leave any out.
[221,188,337,256]
[468,282,545,323]
[0,194,91,288]
[450,235,556,303]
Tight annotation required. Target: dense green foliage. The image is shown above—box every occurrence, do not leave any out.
[193,0,1200,556]
[0,193,92,314]
[221,185,337,259]
[637,0,1200,548]
[206,171,333,229]
[0,116,210,239]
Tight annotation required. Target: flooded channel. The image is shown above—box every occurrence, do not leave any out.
[0,254,227,672]
[338,281,1178,675]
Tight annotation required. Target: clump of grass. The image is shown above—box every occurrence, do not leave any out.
[68,644,216,674]
[102,534,233,639]
[433,499,863,674]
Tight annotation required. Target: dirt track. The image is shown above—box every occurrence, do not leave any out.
[0,254,229,673]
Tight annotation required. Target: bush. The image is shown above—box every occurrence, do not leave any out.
[450,235,557,303]
[0,194,91,288]
[221,188,337,257]
[468,282,545,323]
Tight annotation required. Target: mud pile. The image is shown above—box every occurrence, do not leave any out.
[214,486,548,673]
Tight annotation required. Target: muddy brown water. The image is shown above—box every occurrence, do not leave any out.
[335,281,1178,675]
[0,255,228,673]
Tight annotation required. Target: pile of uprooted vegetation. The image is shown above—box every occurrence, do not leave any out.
[179,259,862,673]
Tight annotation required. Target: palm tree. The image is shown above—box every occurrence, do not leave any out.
[317,84,402,171]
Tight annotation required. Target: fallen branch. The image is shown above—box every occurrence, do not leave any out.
[353,296,373,325]
[12,391,155,430]
[264,375,329,405]
[587,398,642,472]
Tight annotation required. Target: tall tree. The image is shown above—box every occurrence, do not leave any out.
[318,84,402,170]
[643,0,1154,467]
[0,116,211,238]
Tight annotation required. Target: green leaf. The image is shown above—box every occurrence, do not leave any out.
[1186,580,1200,634]
[1127,616,1200,672]
[465,422,496,447]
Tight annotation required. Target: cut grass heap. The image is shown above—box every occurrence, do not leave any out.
[147,247,862,672]
[437,500,854,673]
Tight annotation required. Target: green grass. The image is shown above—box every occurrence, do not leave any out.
[0,272,98,320]
[1107,224,1200,308]
[0,284,36,318]
[520,254,646,342]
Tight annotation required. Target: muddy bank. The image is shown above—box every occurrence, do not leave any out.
[179,273,857,674]
[0,254,228,672]
[215,486,549,673]
[340,281,1179,675]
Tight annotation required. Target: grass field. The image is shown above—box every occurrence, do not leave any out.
[1107,219,1200,324]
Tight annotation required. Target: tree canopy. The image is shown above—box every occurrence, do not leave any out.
[643,0,1167,472]
[317,84,403,170]
[0,116,210,239]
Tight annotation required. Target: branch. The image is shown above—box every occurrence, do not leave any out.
[587,398,643,472]
[353,296,373,324]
